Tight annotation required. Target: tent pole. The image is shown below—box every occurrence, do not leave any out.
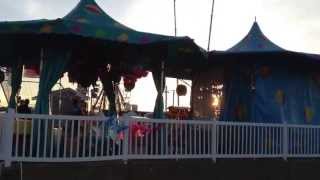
[165,86,168,111]
[207,0,215,51]
[160,61,165,113]
[174,0,180,107]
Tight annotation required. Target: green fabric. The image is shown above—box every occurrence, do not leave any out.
[0,0,205,76]
[152,65,166,119]
[35,49,70,114]
[8,62,22,109]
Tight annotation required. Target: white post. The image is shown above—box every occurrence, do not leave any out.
[283,122,288,161]
[3,108,15,167]
[123,118,129,163]
[212,120,217,162]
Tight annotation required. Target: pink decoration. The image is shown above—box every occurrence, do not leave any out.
[71,25,82,33]
[85,4,103,15]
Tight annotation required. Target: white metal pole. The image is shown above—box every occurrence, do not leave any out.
[174,0,180,107]
[3,108,15,167]
[207,0,215,51]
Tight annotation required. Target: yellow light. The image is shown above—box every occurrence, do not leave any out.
[212,95,219,107]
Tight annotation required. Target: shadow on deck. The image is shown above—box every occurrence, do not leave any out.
[2,159,320,180]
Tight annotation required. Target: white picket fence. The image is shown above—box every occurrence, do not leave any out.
[0,110,320,167]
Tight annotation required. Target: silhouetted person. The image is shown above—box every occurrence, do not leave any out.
[18,99,32,114]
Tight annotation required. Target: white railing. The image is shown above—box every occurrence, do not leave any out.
[0,113,5,159]
[0,111,320,167]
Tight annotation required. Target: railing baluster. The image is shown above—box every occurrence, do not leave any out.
[185,123,188,155]
[44,119,48,158]
[22,118,27,158]
[70,120,74,158]
[83,120,87,157]
[171,124,174,155]
[151,123,154,155]
[145,123,149,155]
[50,119,54,158]
[166,123,170,155]
[15,118,19,157]
[224,125,227,155]
[76,120,81,158]
[180,122,183,155]
[89,120,93,157]
[134,124,138,155]
[36,118,41,158]
[252,125,255,155]
[95,120,99,157]
[161,123,164,155]
[198,124,202,155]
[57,120,61,158]
[63,120,68,158]
[189,124,192,155]
[236,125,240,155]
[29,118,34,158]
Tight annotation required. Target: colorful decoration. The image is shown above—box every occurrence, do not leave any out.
[77,18,89,24]
[0,70,4,83]
[176,84,187,96]
[167,106,190,120]
[95,29,107,38]
[85,4,103,15]
[123,66,148,92]
[140,35,150,44]
[304,107,314,124]
[131,123,163,138]
[123,75,136,92]
[117,33,129,42]
[259,66,271,79]
[24,65,40,78]
[40,25,53,33]
[234,104,247,121]
[71,25,82,33]
[102,116,128,142]
[275,89,285,105]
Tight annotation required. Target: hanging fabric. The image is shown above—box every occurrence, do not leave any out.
[152,62,166,119]
[8,61,23,109]
[35,49,70,114]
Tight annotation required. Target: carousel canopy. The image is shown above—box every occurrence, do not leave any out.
[0,0,190,44]
[0,0,205,71]
[208,21,320,66]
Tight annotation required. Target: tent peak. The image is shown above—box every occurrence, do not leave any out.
[227,21,285,52]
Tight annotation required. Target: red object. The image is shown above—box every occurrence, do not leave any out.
[176,84,187,96]
[85,4,103,15]
[24,65,40,78]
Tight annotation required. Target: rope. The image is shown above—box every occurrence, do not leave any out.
[207,0,215,51]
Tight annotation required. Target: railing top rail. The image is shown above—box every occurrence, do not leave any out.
[123,117,214,125]
[14,113,106,121]
[216,121,285,127]
[10,113,320,128]
[287,124,320,129]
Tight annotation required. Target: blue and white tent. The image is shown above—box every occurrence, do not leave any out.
[209,22,320,125]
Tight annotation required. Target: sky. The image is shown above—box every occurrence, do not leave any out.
[1,0,320,111]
